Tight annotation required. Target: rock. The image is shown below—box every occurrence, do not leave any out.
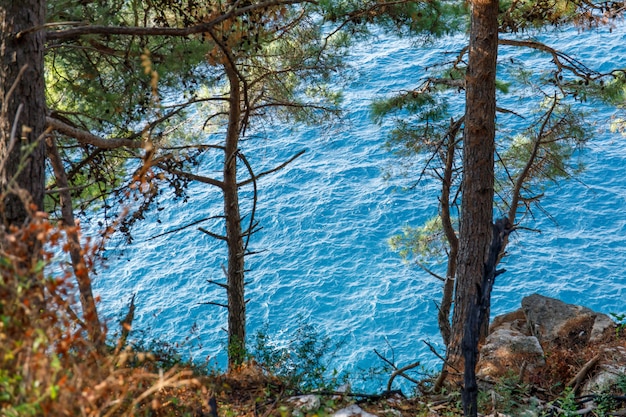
[478,328,545,379]
[333,382,351,400]
[478,294,617,382]
[521,294,614,346]
[590,314,616,343]
[489,308,528,334]
[582,346,626,394]
[332,404,379,417]
[479,306,545,379]
[288,395,321,413]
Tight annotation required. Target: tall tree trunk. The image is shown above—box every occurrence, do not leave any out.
[446,0,499,383]
[0,0,46,226]
[224,63,246,369]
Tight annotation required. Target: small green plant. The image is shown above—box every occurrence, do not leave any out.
[480,371,531,415]
[609,312,626,338]
[551,387,579,416]
[616,373,626,393]
[594,389,617,417]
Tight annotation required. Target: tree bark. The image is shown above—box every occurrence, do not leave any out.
[224,62,246,369]
[461,218,511,416]
[0,0,47,226]
[446,0,499,382]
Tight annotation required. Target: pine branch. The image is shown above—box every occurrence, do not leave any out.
[47,116,143,149]
[46,1,312,41]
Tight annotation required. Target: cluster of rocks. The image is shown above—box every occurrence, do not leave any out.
[478,293,626,393]
[286,294,626,416]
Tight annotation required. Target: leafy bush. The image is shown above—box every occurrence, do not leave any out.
[250,323,348,392]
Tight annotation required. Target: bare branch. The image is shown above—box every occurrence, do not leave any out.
[508,95,559,224]
[496,106,526,119]
[45,184,91,195]
[198,227,227,241]
[416,261,446,282]
[144,215,224,241]
[499,38,600,79]
[373,349,420,389]
[238,149,306,187]
[115,294,136,355]
[374,349,397,368]
[387,361,421,391]
[207,279,229,290]
[157,164,225,189]
[423,340,460,373]
[201,301,229,309]
[16,21,86,39]
[235,151,258,254]
[567,352,602,391]
[46,135,104,346]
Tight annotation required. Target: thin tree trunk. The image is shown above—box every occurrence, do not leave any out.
[438,119,461,348]
[433,125,461,393]
[0,0,46,226]
[224,63,246,369]
[46,136,104,348]
[446,0,499,384]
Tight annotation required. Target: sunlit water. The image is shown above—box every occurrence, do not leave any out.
[91,23,626,391]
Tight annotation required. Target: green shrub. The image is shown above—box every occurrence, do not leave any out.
[251,322,348,392]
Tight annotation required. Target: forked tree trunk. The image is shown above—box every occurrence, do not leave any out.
[462,218,511,416]
[446,0,499,387]
[0,0,46,225]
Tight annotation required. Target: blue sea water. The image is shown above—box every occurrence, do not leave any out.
[93,23,626,391]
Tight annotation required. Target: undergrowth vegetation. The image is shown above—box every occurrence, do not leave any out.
[250,323,349,392]
[0,213,203,416]
[2,213,626,417]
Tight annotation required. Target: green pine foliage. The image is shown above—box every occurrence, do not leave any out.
[379,0,625,270]
[389,216,450,265]
[320,0,468,38]
[44,0,349,231]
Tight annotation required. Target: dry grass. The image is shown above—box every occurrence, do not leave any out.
[0,214,206,417]
[3,215,626,416]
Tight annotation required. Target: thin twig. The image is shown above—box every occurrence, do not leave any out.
[238,150,306,187]
[201,301,229,309]
[387,361,421,391]
[144,216,223,242]
[567,353,602,391]
[2,64,28,113]
[423,340,460,374]
[0,103,24,176]
[373,349,420,389]
[16,21,87,38]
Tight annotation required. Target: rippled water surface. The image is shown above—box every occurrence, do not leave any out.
[94,24,626,390]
